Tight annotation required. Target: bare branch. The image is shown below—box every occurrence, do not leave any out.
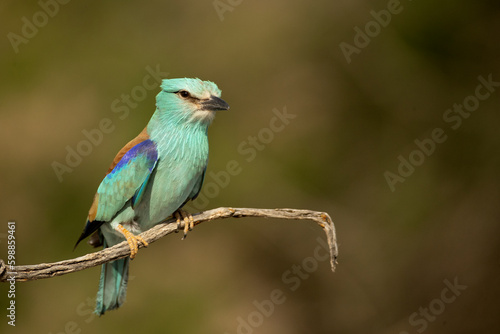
[0,207,338,282]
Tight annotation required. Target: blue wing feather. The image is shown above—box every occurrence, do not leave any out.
[131,159,157,208]
[74,139,158,248]
[95,139,158,221]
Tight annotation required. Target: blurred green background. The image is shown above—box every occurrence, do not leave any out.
[1,1,499,333]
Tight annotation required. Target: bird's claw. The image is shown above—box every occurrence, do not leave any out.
[116,224,148,259]
[174,209,194,240]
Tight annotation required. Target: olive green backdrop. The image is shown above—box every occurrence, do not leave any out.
[1,1,499,333]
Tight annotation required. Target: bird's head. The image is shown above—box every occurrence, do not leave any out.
[156,78,229,126]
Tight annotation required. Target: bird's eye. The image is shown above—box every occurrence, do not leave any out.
[179,90,190,98]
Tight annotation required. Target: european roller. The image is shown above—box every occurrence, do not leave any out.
[74,78,229,315]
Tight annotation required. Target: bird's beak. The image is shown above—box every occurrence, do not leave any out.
[201,96,230,111]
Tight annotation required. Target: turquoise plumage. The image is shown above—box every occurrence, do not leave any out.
[75,78,229,315]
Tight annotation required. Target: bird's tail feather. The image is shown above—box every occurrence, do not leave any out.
[95,241,129,315]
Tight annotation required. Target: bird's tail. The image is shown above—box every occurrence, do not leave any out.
[95,242,130,315]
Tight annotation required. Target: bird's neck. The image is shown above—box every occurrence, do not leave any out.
[146,109,210,160]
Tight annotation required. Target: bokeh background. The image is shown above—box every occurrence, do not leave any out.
[1,1,499,333]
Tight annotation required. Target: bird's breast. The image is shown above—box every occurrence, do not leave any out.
[134,131,209,229]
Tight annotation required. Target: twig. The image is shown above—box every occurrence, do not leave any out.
[0,207,338,282]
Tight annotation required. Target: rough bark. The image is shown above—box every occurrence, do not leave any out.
[0,207,338,282]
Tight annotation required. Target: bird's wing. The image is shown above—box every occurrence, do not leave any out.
[75,136,158,247]
[177,166,206,211]
[93,138,158,220]
[189,167,206,201]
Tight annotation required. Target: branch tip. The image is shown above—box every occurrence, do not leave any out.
[1,207,338,282]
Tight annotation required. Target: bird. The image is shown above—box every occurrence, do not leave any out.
[74,78,229,315]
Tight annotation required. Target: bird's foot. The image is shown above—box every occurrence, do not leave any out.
[116,224,148,259]
[174,209,194,240]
